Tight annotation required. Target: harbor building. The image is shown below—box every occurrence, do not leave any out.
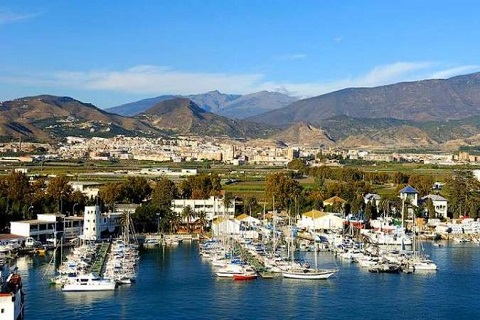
[171,196,235,221]
[82,205,123,241]
[10,214,83,242]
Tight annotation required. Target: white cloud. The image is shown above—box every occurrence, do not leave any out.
[51,65,265,95]
[276,53,307,61]
[0,10,38,25]
[429,65,480,79]
[1,61,479,100]
[255,61,436,97]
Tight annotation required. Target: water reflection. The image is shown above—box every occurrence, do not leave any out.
[63,291,115,306]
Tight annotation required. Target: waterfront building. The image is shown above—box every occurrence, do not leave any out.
[297,210,345,231]
[82,205,123,240]
[235,214,260,239]
[420,194,448,218]
[10,214,82,242]
[211,217,240,236]
[171,196,234,221]
[323,196,346,211]
[364,193,381,207]
[399,185,419,206]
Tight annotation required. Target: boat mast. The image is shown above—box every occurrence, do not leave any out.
[272,195,276,255]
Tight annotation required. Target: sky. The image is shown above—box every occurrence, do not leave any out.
[1,0,480,109]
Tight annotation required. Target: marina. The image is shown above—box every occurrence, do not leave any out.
[8,239,480,319]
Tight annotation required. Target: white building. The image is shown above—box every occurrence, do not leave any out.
[69,181,102,199]
[235,213,260,239]
[421,194,448,218]
[211,217,240,236]
[399,185,419,206]
[297,210,345,231]
[82,205,123,240]
[82,206,101,240]
[10,214,83,242]
[364,193,381,207]
[171,196,235,221]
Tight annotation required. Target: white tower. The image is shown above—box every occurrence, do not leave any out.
[83,205,101,240]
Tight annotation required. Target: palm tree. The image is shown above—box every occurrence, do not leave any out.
[245,196,258,217]
[181,205,194,233]
[169,212,181,234]
[197,210,208,235]
[223,192,234,216]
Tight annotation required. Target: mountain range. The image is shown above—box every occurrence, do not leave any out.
[3,72,480,150]
[249,72,480,125]
[106,90,297,119]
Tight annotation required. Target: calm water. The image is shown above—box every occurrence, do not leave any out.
[18,241,480,320]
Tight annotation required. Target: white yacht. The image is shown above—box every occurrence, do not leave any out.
[62,273,116,292]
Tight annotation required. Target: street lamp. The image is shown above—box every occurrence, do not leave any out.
[72,203,79,216]
[156,212,161,234]
[24,205,34,220]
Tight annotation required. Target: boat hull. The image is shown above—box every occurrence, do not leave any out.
[282,269,338,280]
[233,273,257,281]
[62,282,116,292]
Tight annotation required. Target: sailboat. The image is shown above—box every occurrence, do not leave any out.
[408,216,437,271]
[282,207,339,280]
[281,238,339,279]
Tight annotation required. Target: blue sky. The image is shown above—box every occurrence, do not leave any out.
[1,0,480,109]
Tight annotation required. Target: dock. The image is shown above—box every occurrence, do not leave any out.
[91,242,111,277]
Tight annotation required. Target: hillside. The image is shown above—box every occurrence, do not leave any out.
[136,97,278,138]
[0,95,159,142]
[250,72,480,126]
[267,122,335,147]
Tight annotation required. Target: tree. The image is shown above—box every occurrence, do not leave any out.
[408,174,435,196]
[197,210,208,235]
[427,198,436,218]
[5,171,31,203]
[393,172,409,185]
[444,170,480,218]
[123,176,152,204]
[287,159,307,174]
[244,196,259,216]
[151,177,178,209]
[181,205,195,233]
[364,201,373,221]
[46,175,73,213]
[179,174,221,199]
[99,182,125,211]
[265,172,302,209]
[223,192,235,215]
[132,203,157,233]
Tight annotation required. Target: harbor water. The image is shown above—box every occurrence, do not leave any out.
[18,241,480,320]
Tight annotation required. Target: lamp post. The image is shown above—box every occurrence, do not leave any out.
[72,203,79,216]
[156,212,161,234]
[24,205,34,220]
[59,191,65,214]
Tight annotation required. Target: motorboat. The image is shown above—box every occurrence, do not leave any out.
[62,273,116,292]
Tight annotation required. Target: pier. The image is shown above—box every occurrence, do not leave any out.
[91,242,111,277]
